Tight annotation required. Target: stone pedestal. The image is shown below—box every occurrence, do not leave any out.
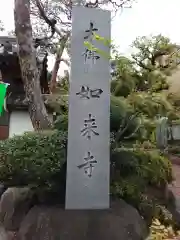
[17,200,147,240]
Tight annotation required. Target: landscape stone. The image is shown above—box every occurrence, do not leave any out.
[18,200,147,240]
[0,225,8,240]
[0,187,33,231]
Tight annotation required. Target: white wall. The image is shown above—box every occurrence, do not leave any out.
[171,125,180,140]
[9,111,34,138]
[167,66,180,94]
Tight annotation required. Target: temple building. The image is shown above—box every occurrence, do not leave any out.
[0,36,49,140]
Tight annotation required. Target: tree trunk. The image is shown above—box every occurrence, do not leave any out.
[14,0,52,130]
[50,52,62,93]
[50,36,69,93]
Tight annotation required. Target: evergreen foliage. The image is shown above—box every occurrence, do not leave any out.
[0,34,179,222]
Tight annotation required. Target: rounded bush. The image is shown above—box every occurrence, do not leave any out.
[111,147,172,186]
[53,114,68,132]
[111,147,173,205]
[0,130,67,192]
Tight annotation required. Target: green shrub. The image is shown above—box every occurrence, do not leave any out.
[54,96,138,136]
[0,130,172,196]
[53,96,142,141]
[0,130,67,195]
[45,94,68,115]
[53,114,68,132]
[110,96,135,133]
[0,111,173,209]
[111,147,172,185]
[168,145,180,155]
[110,146,173,223]
[111,147,172,203]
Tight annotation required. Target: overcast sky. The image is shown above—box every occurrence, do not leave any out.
[0,0,180,73]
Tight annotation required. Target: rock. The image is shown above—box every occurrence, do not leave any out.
[167,192,180,225]
[166,163,180,225]
[0,225,8,240]
[0,187,34,231]
[0,184,6,199]
[7,231,18,240]
[18,199,147,240]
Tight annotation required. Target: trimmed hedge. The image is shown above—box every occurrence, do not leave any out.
[111,147,172,184]
[0,96,173,210]
[0,128,172,207]
[111,147,173,207]
[54,96,141,141]
[0,130,67,193]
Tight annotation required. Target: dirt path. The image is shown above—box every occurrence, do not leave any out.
[169,156,180,198]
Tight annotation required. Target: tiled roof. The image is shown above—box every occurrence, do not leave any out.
[0,36,48,63]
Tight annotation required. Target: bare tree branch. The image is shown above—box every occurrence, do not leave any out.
[61,58,70,66]
[50,33,70,92]
[35,0,64,37]
[32,0,134,92]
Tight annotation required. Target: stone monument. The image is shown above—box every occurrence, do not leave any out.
[65,6,111,209]
[156,117,168,150]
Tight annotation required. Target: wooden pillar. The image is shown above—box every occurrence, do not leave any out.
[0,110,10,140]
